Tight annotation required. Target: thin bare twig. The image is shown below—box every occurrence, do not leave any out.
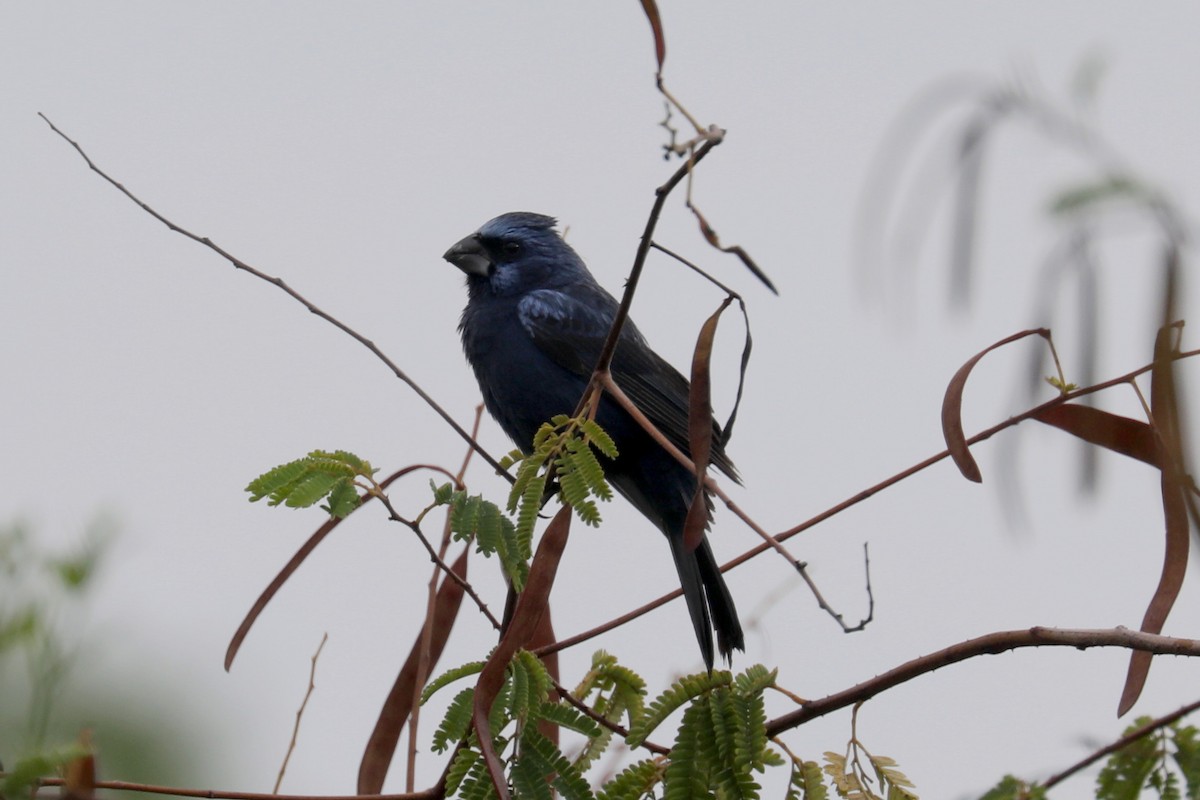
[275,633,329,794]
[374,491,501,631]
[406,405,486,791]
[37,113,510,482]
[549,677,670,756]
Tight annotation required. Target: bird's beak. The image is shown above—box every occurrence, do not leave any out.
[443,234,492,278]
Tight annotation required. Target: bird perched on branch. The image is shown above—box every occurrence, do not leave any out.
[443,211,744,670]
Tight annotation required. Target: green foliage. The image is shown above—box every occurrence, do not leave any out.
[1,744,89,799]
[597,759,666,800]
[1049,174,1157,217]
[977,776,1047,800]
[427,653,777,800]
[430,650,600,800]
[627,665,776,800]
[430,483,532,590]
[822,746,916,800]
[627,670,732,747]
[245,449,375,517]
[573,650,648,773]
[504,414,618,540]
[1094,717,1200,800]
[785,761,829,800]
[422,659,487,704]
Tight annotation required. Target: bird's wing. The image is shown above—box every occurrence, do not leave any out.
[518,288,737,480]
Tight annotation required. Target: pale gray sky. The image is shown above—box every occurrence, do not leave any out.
[5,3,1200,799]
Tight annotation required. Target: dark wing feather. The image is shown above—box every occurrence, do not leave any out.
[517,289,738,481]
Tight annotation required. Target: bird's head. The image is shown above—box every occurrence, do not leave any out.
[443,212,586,297]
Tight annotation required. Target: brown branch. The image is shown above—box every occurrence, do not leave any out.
[406,405,486,791]
[550,678,670,756]
[32,778,438,800]
[581,135,722,389]
[765,626,1200,737]
[541,347,1200,657]
[373,492,501,631]
[37,113,510,481]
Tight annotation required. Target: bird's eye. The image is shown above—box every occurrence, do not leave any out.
[502,241,522,257]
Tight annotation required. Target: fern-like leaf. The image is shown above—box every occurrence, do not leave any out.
[421,660,486,704]
[431,686,475,754]
[579,417,618,459]
[321,477,359,517]
[1173,724,1200,799]
[664,700,714,800]
[627,670,731,747]
[444,745,480,797]
[246,450,372,517]
[521,728,597,800]
[1096,717,1160,800]
[510,752,554,800]
[786,761,828,800]
[868,754,917,799]
[536,701,603,739]
[597,759,665,800]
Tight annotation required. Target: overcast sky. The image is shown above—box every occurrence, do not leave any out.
[5,3,1200,799]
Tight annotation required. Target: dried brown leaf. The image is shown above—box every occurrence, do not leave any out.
[1032,404,1161,468]
[62,731,95,800]
[691,204,778,294]
[472,505,572,800]
[1119,324,1190,716]
[941,328,1049,483]
[357,548,470,794]
[683,298,730,551]
[639,0,666,72]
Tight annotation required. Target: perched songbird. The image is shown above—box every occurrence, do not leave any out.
[444,212,744,670]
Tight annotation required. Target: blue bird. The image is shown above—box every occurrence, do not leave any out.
[444,212,744,670]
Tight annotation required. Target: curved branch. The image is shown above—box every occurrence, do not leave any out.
[765,626,1200,736]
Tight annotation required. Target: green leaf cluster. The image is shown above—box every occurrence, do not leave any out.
[501,415,618,539]
[619,665,780,800]
[821,745,916,800]
[977,775,1046,800]
[573,650,648,773]
[245,449,374,518]
[423,649,603,800]
[430,483,532,591]
[1094,718,1200,800]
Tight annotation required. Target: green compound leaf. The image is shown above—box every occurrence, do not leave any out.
[785,761,828,800]
[536,701,603,739]
[431,686,476,754]
[597,759,666,800]
[246,449,374,518]
[445,489,529,591]
[506,415,618,539]
[628,670,731,747]
[445,746,480,797]
[520,728,596,800]
[421,659,486,704]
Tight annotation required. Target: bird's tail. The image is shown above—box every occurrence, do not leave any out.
[669,533,745,672]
